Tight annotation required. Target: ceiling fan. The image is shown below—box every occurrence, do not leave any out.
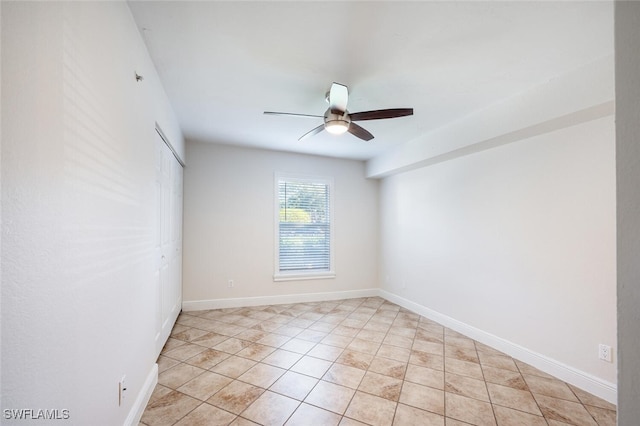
[264,82,413,141]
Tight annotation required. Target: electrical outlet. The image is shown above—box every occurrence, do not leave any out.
[228,279,234,288]
[119,375,127,406]
[599,344,612,362]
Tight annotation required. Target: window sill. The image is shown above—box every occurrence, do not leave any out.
[273,272,336,282]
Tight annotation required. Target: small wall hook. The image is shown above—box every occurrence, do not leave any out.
[135,72,144,82]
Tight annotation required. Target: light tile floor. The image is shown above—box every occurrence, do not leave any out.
[140,297,616,426]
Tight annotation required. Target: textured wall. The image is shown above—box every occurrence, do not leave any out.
[378,116,616,398]
[1,2,182,424]
[182,142,379,304]
[615,1,640,422]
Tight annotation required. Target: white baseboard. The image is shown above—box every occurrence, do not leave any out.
[125,363,158,426]
[182,288,379,312]
[379,290,617,405]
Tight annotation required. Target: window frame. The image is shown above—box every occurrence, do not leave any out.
[274,172,335,281]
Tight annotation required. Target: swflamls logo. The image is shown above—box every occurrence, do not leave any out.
[3,409,70,420]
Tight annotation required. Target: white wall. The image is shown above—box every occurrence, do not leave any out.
[183,142,378,308]
[615,1,640,423]
[378,116,617,399]
[1,2,182,424]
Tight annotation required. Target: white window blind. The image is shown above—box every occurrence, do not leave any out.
[276,175,333,278]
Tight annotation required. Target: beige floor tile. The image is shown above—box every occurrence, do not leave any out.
[382,330,413,349]
[273,325,305,337]
[322,333,354,348]
[445,357,484,380]
[533,394,597,425]
[323,363,366,389]
[585,404,617,426]
[241,390,299,425]
[206,380,264,415]
[163,342,208,361]
[290,356,332,378]
[337,350,374,370]
[262,349,303,369]
[157,355,180,373]
[143,300,616,426]
[339,417,369,426]
[212,322,247,337]
[445,372,490,402]
[256,333,293,348]
[147,384,173,404]
[355,329,386,343]
[415,329,444,344]
[417,322,444,335]
[286,403,341,426]
[305,380,355,414]
[287,318,315,329]
[309,321,337,333]
[185,349,230,370]
[493,405,547,426]
[445,336,476,350]
[307,343,344,361]
[177,371,233,401]
[295,328,328,342]
[569,384,617,410]
[238,363,285,388]
[140,390,200,426]
[251,320,282,333]
[234,317,261,328]
[393,320,418,330]
[173,402,237,426]
[486,383,540,415]
[161,337,187,354]
[210,356,257,379]
[514,360,557,380]
[270,371,319,400]
[172,327,210,342]
[362,321,392,333]
[393,403,445,426]
[234,329,268,343]
[523,374,579,402]
[213,337,254,355]
[478,352,518,371]
[405,363,444,390]
[346,338,381,355]
[358,371,403,401]
[445,345,480,364]
[369,356,407,379]
[445,418,474,426]
[399,381,445,415]
[281,338,317,354]
[445,392,496,426]
[377,344,411,363]
[344,391,397,426]
[169,324,191,336]
[333,325,362,338]
[409,350,444,371]
[481,365,528,391]
[236,343,276,361]
[413,340,444,356]
[158,363,206,389]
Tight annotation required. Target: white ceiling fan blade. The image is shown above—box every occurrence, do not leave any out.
[329,82,349,113]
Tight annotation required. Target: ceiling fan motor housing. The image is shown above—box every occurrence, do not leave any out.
[324,109,351,134]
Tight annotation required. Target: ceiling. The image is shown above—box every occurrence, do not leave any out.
[128,1,613,161]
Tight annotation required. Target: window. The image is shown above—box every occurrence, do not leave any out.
[275,173,334,280]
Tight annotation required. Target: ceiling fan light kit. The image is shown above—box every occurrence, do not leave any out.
[264,82,413,141]
[324,110,351,135]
